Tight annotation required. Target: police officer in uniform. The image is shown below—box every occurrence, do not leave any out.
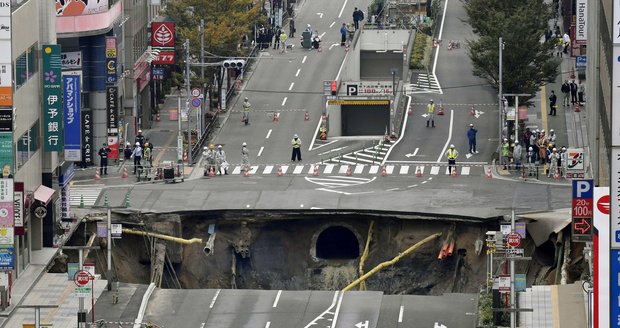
[98,142,111,175]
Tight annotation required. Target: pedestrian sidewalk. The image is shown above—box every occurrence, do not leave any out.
[492,10,587,185]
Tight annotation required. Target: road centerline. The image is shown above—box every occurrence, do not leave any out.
[398,305,404,322]
[302,55,307,64]
[281,97,287,106]
[209,289,221,308]
[338,0,348,18]
[258,146,265,157]
[273,290,282,307]
[296,68,301,77]
[289,82,294,90]
[266,129,272,139]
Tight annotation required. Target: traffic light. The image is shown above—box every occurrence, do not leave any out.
[331,80,337,95]
[223,59,246,69]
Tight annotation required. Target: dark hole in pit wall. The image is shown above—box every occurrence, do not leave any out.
[316,226,360,259]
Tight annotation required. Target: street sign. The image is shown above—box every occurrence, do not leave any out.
[497,275,511,291]
[611,249,620,327]
[572,217,593,242]
[74,270,90,287]
[506,248,524,258]
[191,97,201,108]
[191,88,201,98]
[576,56,586,68]
[506,233,521,248]
[74,286,92,298]
[152,67,164,80]
[597,194,610,215]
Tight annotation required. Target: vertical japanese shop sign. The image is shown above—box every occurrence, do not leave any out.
[42,45,63,152]
[105,36,117,84]
[0,179,13,227]
[63,75,81,161]
[0,1,12,108]
[106,86,119,159]
[13,182,23,236]
[150,22,176,65]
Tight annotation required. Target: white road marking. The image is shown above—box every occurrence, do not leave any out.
[413,148,419,156]
[317,12,324,18]
[263,165,274,174]
[369,165,379,174]
[249,165,259,174]
[421,180,428,184]
[354,165,364,174]
[398,305,404,322]
[436,110,454,162]
[399,165,410,175]
[319,32,326,39]
[385,165,395,174]
[329,43,339,50]
[338,0,348,18]
[307,165,316,174]
[338,165,349,174]
[281,97,288,106]
[304,291,339,328]
[302,55,307,64]
[324,164,335,174]
[257,146,264,157]
[296,68,301,77]
[289,82,295,90]
[293,165,305,174]
[209,289,221,308]
[266,129,272,139]
[461,166,470,175]
[317,144,346,155]
[430,166,440,175]
[273,290,282,307]
[280,165,289,174]
[331,290,346,328]
[381,95,411,165]
[232,166,241,175]
[415,166,425,174]
[386,187,399,191]
[265,322,271,328]
[330,21,335,28]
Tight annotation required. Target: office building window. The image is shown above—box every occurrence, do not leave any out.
[14,43,38,90]
[16,120,40,169]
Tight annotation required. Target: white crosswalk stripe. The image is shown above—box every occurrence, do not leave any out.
[222,164,485,177]
[405,73,443,94]
[322,142,391,166]
[70,185,104,207]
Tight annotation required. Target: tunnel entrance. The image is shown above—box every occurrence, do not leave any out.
[316,226,359,259]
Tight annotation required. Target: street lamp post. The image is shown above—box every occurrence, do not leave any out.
[498,37,504,151]
[185,40,192,166]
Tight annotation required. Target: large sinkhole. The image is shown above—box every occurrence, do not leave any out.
[316,226,360,259]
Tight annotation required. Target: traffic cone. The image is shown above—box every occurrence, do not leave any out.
[574,103,581,112]
[277,165,283,177]
[485,166,492,179]
[554,168,560,180]
[209,166,216,177]
[346,165,353,176]
[122,167,128,179]
[469,106,475,116]
[407,105,413,116]
[437,103,445,115]
[183,151,188,163]
[79,195,85,209]
[156,112,160,121]
[243,167,250,177]
[318,45,322,52]
[313,164,319,176]
[381,165,388,177]
[304,111,310,121]
[273,112,279,123]
[415,166,422,177]
[451,166,457,177]
[94,168,101,181]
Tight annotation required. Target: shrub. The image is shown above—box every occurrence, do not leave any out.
[410,33,431,70]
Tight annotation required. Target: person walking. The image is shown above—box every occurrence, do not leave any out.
[241,142,250,172]
[560,80,570,106]
[513,141,523,171]
[130,142,143,174]
[98,143,111,175]
[501,138,511,170]
[569,80,578,105]
[340,23,347,46]
[426,99,435,127]
[562,32,571,54]
[467,123,478,154]
[578,81,585,104]
[445,144,459,175]
[291,134,302,161]
[352,7,363,30]
[548,90,557,116]
[216,145,228,175]
[242,97,252,125]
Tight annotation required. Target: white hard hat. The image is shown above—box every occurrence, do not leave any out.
[242,142,247,146]
[430,99,434,102]
[528,147,533,151]
[244,97,249,101]
[294,134,298,138]
[552,148,557,152]
[135,142,140,146]
[126,142,131,146]
[514,141,518,144]
[504,138,508,141]
[203,146,208,150]
[450,144,455,148]
[218,145,222,149]
[138,129,142,133]
[550,129,554,132]
[541,129,545,133]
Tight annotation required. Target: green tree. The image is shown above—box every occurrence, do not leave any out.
[164,0,264,86]
[464,0,560,99]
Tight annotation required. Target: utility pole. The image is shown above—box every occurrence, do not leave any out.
[185,39,192,166]
[200,19,205,137]
[498,37,504,150]
[502,93,532,145]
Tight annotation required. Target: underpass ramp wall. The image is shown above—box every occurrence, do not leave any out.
[342,104,390,136]
[360,51,403,80]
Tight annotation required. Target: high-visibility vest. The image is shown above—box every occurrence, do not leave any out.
[292,139,301,148]
[447,149,457,159]
[427,104,435,113]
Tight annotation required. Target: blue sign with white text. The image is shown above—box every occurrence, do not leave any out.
[0,247,14,269]
[611,250,620,326]
[572,179,593,198]
[576,56,586,68]
[63,75,81,161]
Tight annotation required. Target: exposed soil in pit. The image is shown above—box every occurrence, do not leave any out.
[92,213,494,295]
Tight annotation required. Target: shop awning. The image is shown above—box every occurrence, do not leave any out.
[34,185,56,205]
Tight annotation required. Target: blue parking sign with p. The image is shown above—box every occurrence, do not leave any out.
[572,180,593,198]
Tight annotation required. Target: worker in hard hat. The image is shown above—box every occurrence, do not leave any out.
[241,142,250,171]
[203,144,217,176]
[135,129,145,147]
[130,142,143,174]
[426,99,435,128]
[216,145,228,175]
[467,123,478,154]
[501,138,510,170]
[291,134,302,161]
[547,148,560,177]
[242,97,251,125]
[445,144,459,175]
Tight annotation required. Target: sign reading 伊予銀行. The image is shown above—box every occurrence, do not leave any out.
[42,44,64,152]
